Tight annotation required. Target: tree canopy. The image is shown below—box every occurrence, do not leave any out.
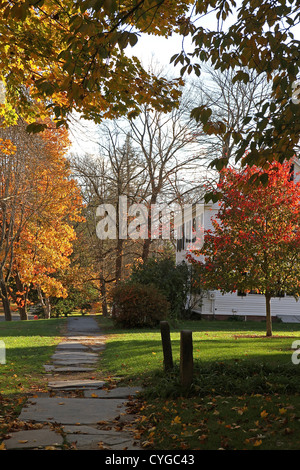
[0,0,299,170]
[0,119,83,320]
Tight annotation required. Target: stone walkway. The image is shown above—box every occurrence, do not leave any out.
[3,316,142,450]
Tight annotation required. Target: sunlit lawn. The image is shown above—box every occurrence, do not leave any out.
[99,318,300,383]
[0,317,66,440]
[98,317,300,450]
[1,315,300,450]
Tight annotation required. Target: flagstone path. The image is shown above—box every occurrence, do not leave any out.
[4,316,142,450]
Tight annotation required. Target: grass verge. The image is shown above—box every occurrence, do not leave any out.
[97,317,300,450]
[0,317,66,441]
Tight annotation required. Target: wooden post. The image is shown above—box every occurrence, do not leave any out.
[160,321,173,371]
[180,330,193,390]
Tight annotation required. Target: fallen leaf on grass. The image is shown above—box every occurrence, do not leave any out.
[253,440,262,447]
[171,416,181,425]
[260,410,268,418]
[141,440,153,448]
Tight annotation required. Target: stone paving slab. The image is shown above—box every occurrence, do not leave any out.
[90,345,106,352]
[51,351,98,359]
[48,379,106,390]
[52,357,98,365]
[19,397,127,425]
[4,427,64,450]
[44,366,95,373]
[62,425,137,450]
[84,387,142,399]
[56,342,89,351]
[65,335,107,341]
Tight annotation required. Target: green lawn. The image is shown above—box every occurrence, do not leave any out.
[0,317,66,439]
[1,316,300,450]
[98,318,300,386]
[97,317,300,450]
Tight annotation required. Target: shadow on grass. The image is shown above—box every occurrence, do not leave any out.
[101,332,300,399]
[0,317,67,337]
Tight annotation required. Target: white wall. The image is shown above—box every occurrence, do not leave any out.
[200,290,300,317]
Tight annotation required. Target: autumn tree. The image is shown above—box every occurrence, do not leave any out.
[0,122,45,320]
[125,90,208,260]
[187,161,300,337]
[0,0,187,130]
[0,0,299,172]
[71,92,207,310]
[0,120,83,320]
[70,132,147,315]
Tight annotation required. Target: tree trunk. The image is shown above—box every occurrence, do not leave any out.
[0,277,12,321]
[18,305,28,321]
[100,276,108,317]
[37,286,51,319]
[15,271,28,320]
[142,236,151,262]
[142,195,158,261]
[115,238,123,283]
[44,296,51,319]
[265,293,272,337]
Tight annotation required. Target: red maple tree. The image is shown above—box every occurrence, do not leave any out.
[188,161,300,336]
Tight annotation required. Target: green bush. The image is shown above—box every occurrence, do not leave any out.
[51,285,96,317]
[51,297,76,317]
[111,281,170,328]
[130,257,190,318]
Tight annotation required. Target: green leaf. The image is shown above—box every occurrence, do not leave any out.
[128,33,138,47]
[26,123,47,134]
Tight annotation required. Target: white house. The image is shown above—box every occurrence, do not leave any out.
[175,160,300,323]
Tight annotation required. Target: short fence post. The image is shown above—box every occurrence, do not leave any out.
[180,330,193,390]
[160,321,173,372]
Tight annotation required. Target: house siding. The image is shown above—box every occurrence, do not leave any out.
[202,291,300,318]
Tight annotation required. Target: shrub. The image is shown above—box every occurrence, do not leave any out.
[51,285,96,317]
[111,281,170,328]
[51,297,76,317]
[130,257,190,318]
